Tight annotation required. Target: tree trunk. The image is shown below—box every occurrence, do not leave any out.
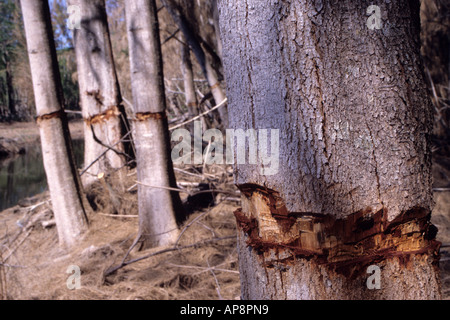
[218,0,441,299]
[69,0,133,187]
[161,0,229,128]
[21,0,89,248]
[5,59,16,120]
[125,0,184,248]
[181,41,199,119]
[180,37,207,132]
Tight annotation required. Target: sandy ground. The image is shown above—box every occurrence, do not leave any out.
[0,167,242,300]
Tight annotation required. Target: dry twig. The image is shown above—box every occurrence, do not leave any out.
[104,236,235,277]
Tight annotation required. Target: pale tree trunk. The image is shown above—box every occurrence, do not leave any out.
[69,0,133,187]
[218,0,441,299]
[21,0,89,248]
[125,0,184,248]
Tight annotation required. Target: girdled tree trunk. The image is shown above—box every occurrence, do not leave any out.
[125,0,184,248]
[70,0,133,187]
[218,0,440,299]
[21,0,89,248]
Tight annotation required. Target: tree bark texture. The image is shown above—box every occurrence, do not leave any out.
[218,0,440,299]
[125,0,184,248]
[21,0,89,248]
[70,0,132,186]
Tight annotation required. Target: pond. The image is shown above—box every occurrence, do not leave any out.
[0,140,84,211]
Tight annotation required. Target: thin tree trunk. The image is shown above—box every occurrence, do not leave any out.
[181,41,198,119]
[5,59,16,120]
[125,0,184,249]
[69,0,133,187]
[21,0,89,248]
[219,0,440,299]
[161,0,228,128]
[180,39,208,131]
[212,0,223,61]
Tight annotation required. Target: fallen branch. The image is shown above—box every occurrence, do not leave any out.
[41,219,56,228]
[175,210,211,247]
[207,257,224,300]
[167,262,240,275]
[3,227,33,263]
[433,188,450,192]
[90,124,133,160]
[104,235,235,277]
[135,181,190,194]
[162,28,180,45]
[169,98,227,131]
[80,130,132,176]
[98,213,138,218]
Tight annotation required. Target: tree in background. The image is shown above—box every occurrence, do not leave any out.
[219,0,440,299]
[50,1,80,114]
[161,0,228,128]
[125,0,184,249]
[21,0,89,247]
[0,0,21,121]
[69,0,134,186]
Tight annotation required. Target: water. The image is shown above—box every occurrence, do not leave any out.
[0,140,84,211]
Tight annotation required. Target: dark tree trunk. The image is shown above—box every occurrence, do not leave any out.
[5,60,16,120]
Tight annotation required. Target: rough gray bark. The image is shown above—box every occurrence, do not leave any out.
[219,0,440,299]
[70,0,132,186]
[125,0,183,248]
[21,0,89,247]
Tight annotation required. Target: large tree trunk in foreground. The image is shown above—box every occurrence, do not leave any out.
[70,0,133,187]
[219,0,441,299]
[125,0,183,248]
[21,0,89,248]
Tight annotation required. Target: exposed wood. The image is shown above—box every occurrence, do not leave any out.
[69,0,134,187]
